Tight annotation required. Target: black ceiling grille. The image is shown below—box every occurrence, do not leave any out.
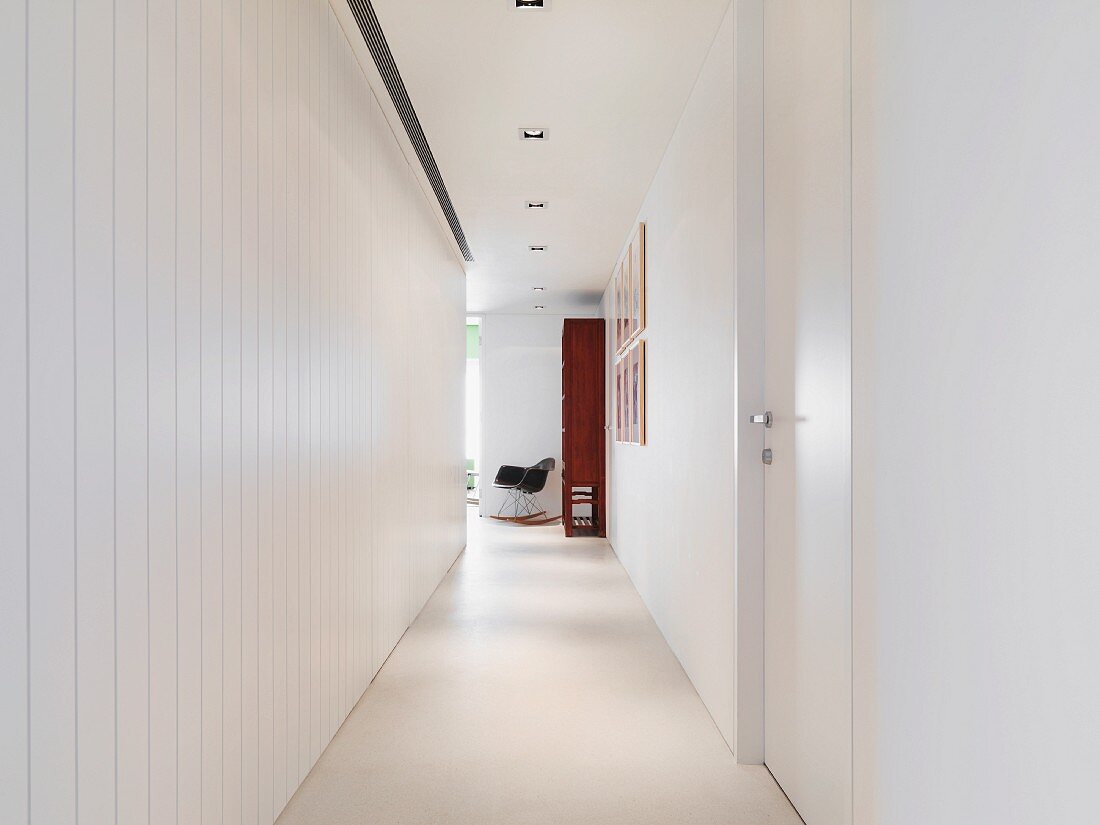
[347,0,474,262]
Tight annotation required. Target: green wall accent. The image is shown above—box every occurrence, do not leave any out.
[466,324,480,359]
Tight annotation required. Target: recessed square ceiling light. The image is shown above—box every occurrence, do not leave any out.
[526,201,548,209]
[514,0,548,9]
[529,245,547,252]
[519,128,548,140]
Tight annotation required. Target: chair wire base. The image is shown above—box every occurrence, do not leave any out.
[497,488,545,519]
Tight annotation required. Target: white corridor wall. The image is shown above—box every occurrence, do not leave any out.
[851,2,1100,823]
[598,3,749,753]
[0,0,466,822]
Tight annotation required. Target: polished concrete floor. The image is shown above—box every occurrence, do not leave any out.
[277,509,801,825]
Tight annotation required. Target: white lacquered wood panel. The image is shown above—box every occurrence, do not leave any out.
[27,0,77,818]
[337,29,350,724]
[283,0,302,789]
[114,2,151,812]
[222,3,246,822]
[270,0,289,809]
[175,2,204,822]
[199,0,225,818]
[255,0,275,818]
[15,3,466,821]
[0,0,29,818]
[307,0,323,766]
[147,0,178,820]
[294,1,313,779]
[320,9,334,740]
[240,0,261,820]
[73,0,117,820]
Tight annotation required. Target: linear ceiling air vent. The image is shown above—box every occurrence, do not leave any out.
[346,0,474,262]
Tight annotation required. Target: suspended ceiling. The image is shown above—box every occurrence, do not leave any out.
[370,0,732,315]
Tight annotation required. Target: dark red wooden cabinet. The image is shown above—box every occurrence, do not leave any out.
[561,318,606,537]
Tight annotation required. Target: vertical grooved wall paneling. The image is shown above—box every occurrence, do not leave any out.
[256,0,275,817]
[0,0,28,823]
[11,0,467,822]
[149,0,179,819]
[199,1,225,821]
[177,0,204,819]
[115,0,152,819]
[307,0,323,769]
[75,0,118,819]
[28,0,77,822]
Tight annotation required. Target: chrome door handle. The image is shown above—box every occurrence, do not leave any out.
[750,411,773,428]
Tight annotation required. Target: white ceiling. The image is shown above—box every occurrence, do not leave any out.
[370,0,731,315]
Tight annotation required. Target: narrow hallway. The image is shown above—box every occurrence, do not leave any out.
[276,512,801,824]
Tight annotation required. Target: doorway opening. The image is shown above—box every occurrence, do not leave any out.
[465,317,482,504]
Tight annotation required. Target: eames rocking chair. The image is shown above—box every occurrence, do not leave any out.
[490,458,560,525]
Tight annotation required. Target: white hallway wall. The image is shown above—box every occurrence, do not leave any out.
[599,4,749,752]
[597,1,1100,821]
[478,314,566,519]
[0,0,466,822]
[851,2,1100,823]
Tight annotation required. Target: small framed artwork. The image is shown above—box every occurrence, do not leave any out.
[620,258,629,352]
[613,222,646,355]
[611,223,647,445]
[621,355,632,443]
[615,356,624,442]
[630,340,645,445]
[623,252,634,345]
[630,223,646,337]
[613,262,619,352]
[616,259,627,352]
[614,340,645,446]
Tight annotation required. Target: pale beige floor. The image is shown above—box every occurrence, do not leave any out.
[277,509,801,825]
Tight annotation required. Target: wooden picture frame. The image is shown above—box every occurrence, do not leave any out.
[624,252,634,345]
[630,340,645,445]
[614,222,646,356]
[614,339,645,446]
[616,259,626,352]
[615,356,624,442]
[611,223,647,445]
[621,354,632,443]
[630,223,646,337]
[620,258,629,349]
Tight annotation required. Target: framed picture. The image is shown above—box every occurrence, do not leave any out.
[614,340,645,446]
[630,223,646,336]
[613,222,646,355]
[621,355,632,443]
[616,259,626,352]
[615,356,624,441]
[624,253,634,345]
[611,223,647,445]
[630,340,645,445]
[620,261,629,352]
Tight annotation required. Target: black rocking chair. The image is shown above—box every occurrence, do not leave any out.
[491,458,560,524]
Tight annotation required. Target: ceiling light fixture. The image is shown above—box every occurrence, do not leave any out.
[514,0,548,9]
[535,305,546,310]
[519,128,548,140]
[529,245,547,252]
[533,287,545,293]
[526,201,548,209]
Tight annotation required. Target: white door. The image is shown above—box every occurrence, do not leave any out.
[762,0,852,823]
